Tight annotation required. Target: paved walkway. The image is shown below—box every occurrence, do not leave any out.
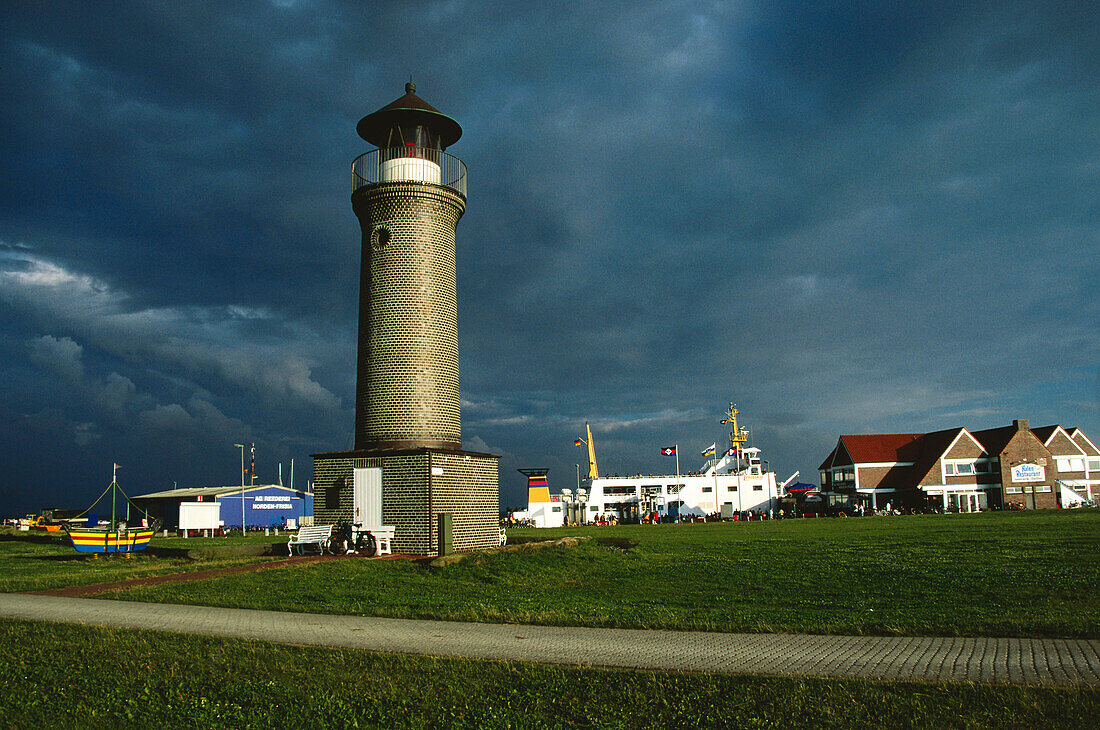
[3,594,1098,686]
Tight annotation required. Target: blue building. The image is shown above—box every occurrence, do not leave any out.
[132,484,313,531]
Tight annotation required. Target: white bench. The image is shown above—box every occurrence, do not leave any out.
[362,526,395,556]
[287,524,333,555]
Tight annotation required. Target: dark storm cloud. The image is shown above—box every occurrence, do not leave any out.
[0,1,1096,514]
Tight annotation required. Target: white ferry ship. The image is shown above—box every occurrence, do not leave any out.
[514,405,799,527]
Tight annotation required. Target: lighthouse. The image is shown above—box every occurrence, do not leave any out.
[351,82,465,451]
[313,84,499,556]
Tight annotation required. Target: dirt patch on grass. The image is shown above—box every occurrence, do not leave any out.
[28,553,415,598]
[429,536,591,567]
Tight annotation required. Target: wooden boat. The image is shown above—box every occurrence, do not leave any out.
[66,463,155,554]
[68,527,154,553]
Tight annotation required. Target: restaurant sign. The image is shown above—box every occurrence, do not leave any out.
[1011,463,1045,483]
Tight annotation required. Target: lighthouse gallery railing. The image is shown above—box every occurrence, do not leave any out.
[351,147,467,198]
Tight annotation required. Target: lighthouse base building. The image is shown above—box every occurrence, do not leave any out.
[312,448,499,556]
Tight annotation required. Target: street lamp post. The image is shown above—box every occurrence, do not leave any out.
[234,444,245,534]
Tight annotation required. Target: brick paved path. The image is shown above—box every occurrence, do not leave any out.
[1,593,1097,686]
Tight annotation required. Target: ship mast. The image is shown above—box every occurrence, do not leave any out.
[723,404,749,458]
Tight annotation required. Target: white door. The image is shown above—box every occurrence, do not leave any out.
[353,468,382,528]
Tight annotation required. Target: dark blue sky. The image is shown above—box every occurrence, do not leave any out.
[1,1,1096,515]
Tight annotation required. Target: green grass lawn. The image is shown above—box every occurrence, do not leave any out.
[2,618,1095,729]
[101,510,1099,638]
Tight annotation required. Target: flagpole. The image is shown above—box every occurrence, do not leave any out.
[675,444,680,508]
[713,445,718,496]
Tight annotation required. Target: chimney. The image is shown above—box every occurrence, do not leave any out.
[1013,419,1029,431]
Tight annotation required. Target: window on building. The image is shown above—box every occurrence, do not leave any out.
[326,478,344,510]
[666,484,682,494]
[551,506,561,512]
[590,505,598,512]
[604,486,636,495]
[1035,485,1052,493]
[753,485,763,491]
[944,463,955,476]
[1057,458,1085,472]
[727,485,738,492]
[702,486,713,493]
[956,463,974,476]
[1005,486,1022,494]
[1088,459,1100,471]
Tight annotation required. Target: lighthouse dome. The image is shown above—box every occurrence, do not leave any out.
[356,82,463,150]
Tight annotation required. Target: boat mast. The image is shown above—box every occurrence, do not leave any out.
[110,462,119,529]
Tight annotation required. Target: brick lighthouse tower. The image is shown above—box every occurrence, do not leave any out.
[313,84,499,556]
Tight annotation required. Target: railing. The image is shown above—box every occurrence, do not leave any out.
[351,147,466,198]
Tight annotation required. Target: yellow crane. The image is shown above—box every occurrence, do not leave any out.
[575,422,599,479]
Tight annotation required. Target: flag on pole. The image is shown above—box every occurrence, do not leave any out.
[701,443,716,458]
[574,439,584,446]
[661,446,677,456]
[727,446,738,457]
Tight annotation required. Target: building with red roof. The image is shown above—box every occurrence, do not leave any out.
[818,419,1099,512]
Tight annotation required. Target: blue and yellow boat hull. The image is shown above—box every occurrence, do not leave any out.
[68,528,154,554]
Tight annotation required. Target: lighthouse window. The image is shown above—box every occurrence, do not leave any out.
[387,125,439,154]
[371,226,391,251]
